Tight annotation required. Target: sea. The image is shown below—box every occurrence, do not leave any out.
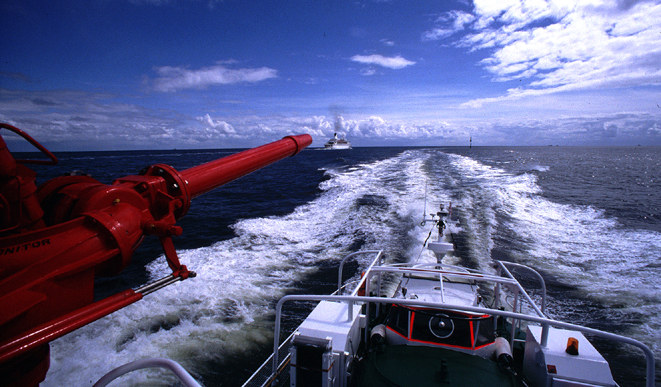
[20,145,660,386]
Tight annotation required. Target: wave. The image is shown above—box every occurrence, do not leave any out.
[443,152,661,357]
[529,164,550,172]
[42,148,661,384]
[44,150,439,385]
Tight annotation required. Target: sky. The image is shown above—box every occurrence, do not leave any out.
[1,0,661,150]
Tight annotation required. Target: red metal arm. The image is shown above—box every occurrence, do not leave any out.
[183,134,311,198]
[0,125,312,386]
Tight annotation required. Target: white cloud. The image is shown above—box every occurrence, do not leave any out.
[422,28,455,41]
[428,0,661,106]
[0,88,228,150]
[297,114,449,144]
[423,10,476,41]
[360,68,377,76]
[3,88,659,150]
[152,63,277,92]
[196,114,237,135]
[350,54,416,69]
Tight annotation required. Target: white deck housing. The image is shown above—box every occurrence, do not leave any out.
[290,300,364,386]
[297,300,364,354]
[523,325,617,386]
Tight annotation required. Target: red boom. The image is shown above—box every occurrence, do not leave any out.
[0,123,312,386]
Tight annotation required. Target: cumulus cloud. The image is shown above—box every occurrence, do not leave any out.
[196,114,237,135]
[424,0,661,106]
[293,114,451,145]
[193,114,330,143]
[1,88,197,150]
[422,10,475,41]
[476,112,661,145]
[152,63,277,92]
[299,112,661,146]
[350,54,416,70]
[3,88,659,150]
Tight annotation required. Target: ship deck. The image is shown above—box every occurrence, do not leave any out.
[352,345,516,386]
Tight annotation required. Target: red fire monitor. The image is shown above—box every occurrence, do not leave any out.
[0,123,312,385]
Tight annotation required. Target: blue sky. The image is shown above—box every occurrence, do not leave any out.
[1,0,660,150]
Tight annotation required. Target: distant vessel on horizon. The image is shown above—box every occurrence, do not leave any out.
[324,132,351,150]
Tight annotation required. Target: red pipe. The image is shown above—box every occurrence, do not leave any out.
[0,290,142,364]
[0,128,313,385]
[181,134,312,198]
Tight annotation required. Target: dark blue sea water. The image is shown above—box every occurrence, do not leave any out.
[22,146,660,386]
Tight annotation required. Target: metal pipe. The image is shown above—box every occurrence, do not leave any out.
[541,324,550,348]
[368,266,519,286]
[181,134,311,199]
[336,250,381,320]
[337,250,382,294]
[510,288,518,350]
[135,274,186,295]
[0,290,142,363]
[498,261,547,313]
[93,358,201,387]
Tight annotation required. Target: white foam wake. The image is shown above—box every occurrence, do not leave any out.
[445,152,661,355]
[44,150,441,385]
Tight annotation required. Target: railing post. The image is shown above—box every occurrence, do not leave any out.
[510,287,518,349]
[348,300,354,320]
[541,324,550,347]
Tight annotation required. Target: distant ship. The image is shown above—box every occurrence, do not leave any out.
[324,133,351,150]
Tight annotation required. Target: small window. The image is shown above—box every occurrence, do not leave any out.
[386,305,409,338]
[474,316,495,348]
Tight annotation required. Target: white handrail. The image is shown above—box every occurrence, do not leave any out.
[497,260,547,313]
[93,358,202,387]
[336,250,383,293]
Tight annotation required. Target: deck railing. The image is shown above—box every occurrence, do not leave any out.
[246,251,655,387]
[270,294,656,387]
[93,358,201,387]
